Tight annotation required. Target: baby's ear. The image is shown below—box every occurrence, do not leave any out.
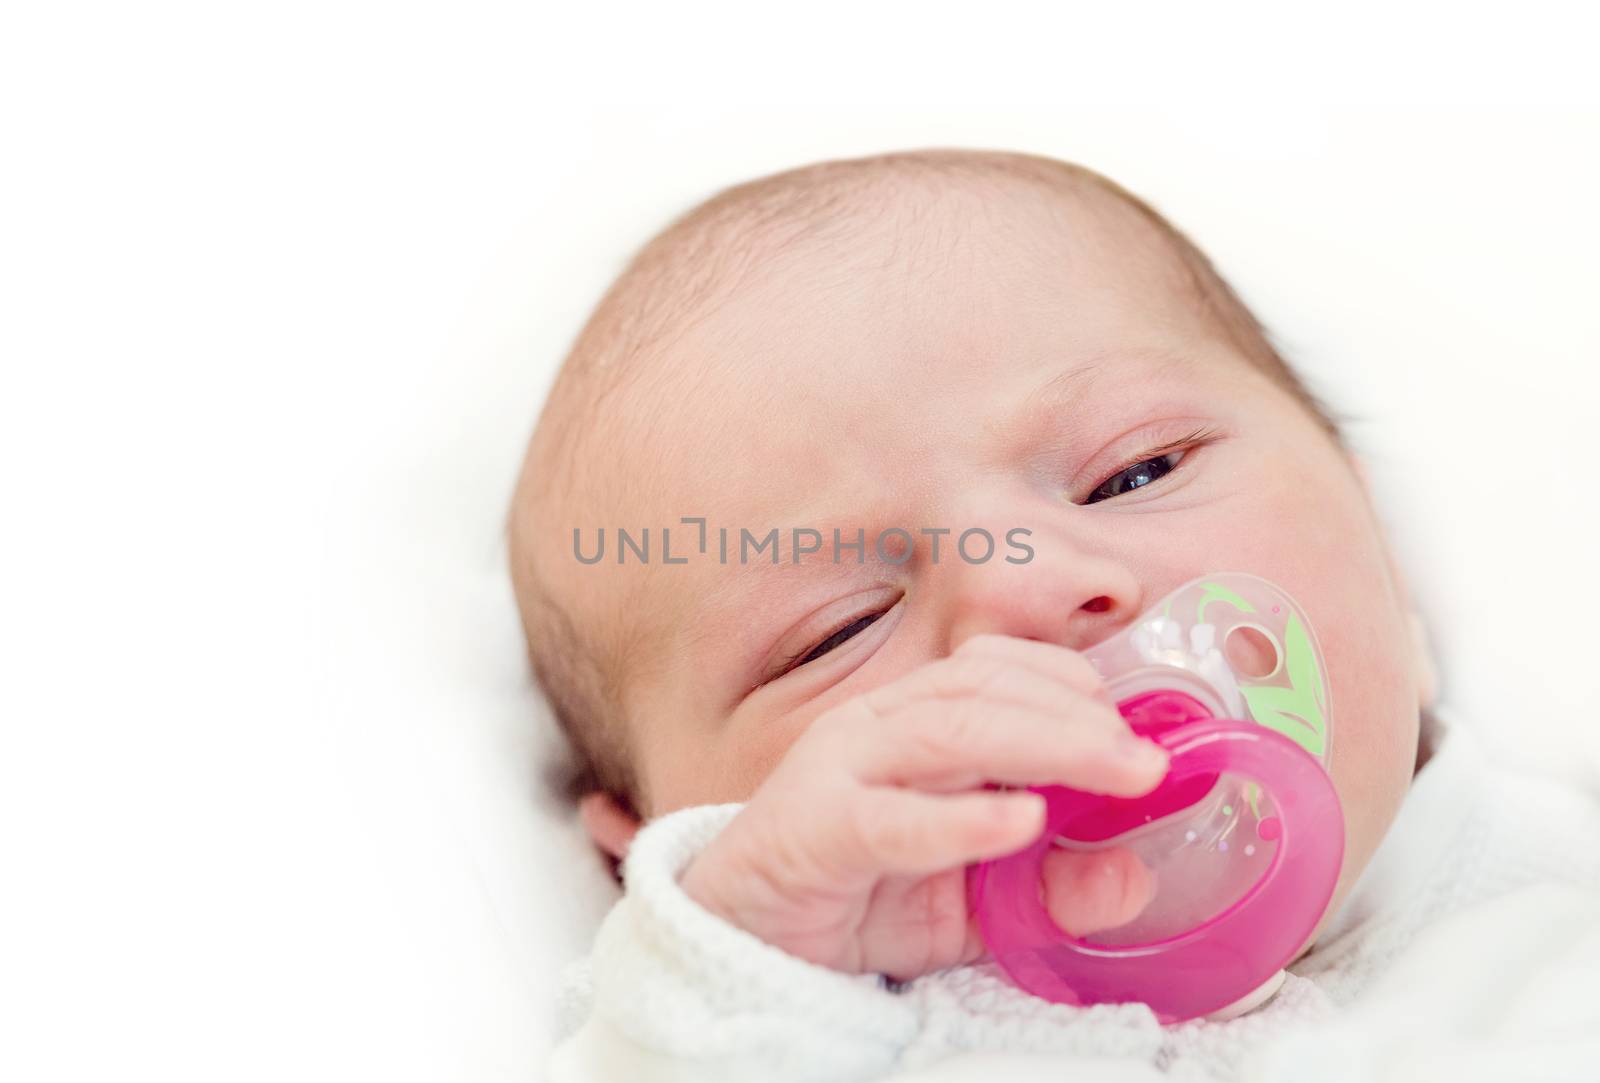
[579,790,642,862]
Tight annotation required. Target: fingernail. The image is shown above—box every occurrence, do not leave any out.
[999,791,1046,826]
[1115,732,1168,765]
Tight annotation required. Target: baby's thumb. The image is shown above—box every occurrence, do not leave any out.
[1042,845,1155,936]
[956,845,1155,967]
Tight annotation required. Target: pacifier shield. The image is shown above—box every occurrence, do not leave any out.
[966,573,1345,1022]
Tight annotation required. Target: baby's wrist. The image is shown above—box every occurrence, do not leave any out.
[676,852,740,927]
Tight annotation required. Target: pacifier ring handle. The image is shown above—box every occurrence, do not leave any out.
[967,718,1344,1023]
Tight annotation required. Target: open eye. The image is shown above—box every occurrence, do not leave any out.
[1085,449,1186,504]
[1077,424,1219,506]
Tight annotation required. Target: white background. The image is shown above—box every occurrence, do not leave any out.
[4,3,1598,1080]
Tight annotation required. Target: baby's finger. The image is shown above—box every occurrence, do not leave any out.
[1041,845,1156,936]
[955,846,1158,968]
[951,634,1113,703]
[845,788,1047,878]
[915,653,1118,730]
[851,697,1169,797]
[853,649,1106,727]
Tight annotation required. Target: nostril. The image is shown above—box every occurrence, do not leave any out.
[1081,596,1113,614]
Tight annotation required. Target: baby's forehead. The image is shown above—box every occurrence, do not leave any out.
[605,168,1197,395]
[593,183,1209,477]
[521,166,1243,695]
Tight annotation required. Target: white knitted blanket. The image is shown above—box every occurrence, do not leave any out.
[549,710,1600,1081]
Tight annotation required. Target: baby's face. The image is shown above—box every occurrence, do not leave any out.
[547,186,1425,931]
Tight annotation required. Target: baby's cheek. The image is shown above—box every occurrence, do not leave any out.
[1041,845,1155,937]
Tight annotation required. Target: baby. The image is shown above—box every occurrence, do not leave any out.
[510,150,1600,1080]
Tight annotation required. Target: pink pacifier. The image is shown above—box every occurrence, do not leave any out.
[966,573,1344,1023]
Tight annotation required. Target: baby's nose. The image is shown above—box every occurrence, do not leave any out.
[936,520,1141,654]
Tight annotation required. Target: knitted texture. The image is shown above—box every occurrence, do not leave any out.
[551,708,1600,1081]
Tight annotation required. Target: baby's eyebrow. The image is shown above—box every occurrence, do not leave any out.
[670,350,1207,657]
[664,497,909,606]
[690,514,906,588]
[665,531,895,672]
[1007,349,1202,449]
[688,353,1198,586]
[985,350,1203,470]
[1018,362,1105,424]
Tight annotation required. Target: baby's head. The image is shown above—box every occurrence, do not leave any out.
[509,149,1436,932]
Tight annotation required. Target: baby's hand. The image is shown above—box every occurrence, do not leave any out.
[678,635,1168,983]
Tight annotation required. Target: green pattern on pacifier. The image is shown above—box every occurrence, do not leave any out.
[1195,581,1256,623]
[1239,611,1326,757]
[1188,580,1328,760]
[1114,574,1333,768]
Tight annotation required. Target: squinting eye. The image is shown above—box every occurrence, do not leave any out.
[785,611,886,673]
[1085,450,1185,504]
